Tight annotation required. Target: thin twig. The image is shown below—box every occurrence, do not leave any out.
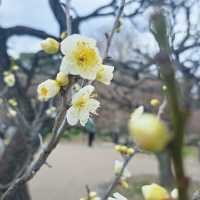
[0,1,73,197]
[104,0,126,59]
[102,149,138,200]
[1,92,68,200]
[65,0,71,35]
[157,97,167,118]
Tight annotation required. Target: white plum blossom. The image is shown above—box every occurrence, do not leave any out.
[3,72,15,87]
[114,160,131,180]
[108,193,128,200]
[37,79,60,101]
[41,37,59,54]
[60,34,102,80]
[46,106,57,118]
[96,64,114,85]
[8,107,17,117]
[67,85,100,126]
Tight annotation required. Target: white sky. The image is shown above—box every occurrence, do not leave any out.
[0,0,198,62]
[0,0,111,53]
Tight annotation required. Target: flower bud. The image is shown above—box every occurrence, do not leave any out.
[150,98,160,107]
[61,32,68,40]
[37,79,60,101]
[127,148,134,156]
[115,145,121,152]
[142,183,170,200]
[8,99,18,107]
[119,180,129,189]
[162,85,167,91]
[171,188,178,199]
[120,145,127,154]
[129,111,170,152]
[56,72,69,86]
[41,38,59,54]
[12,65,19,71]
[3,72,15,87]
[8,107,17,117]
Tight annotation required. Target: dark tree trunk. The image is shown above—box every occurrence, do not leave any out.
[156,150,174,188]
[72,19,80,34]
[0,27,10,71]
[0,131,31,200]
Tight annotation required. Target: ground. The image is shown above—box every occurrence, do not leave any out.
[29,142,200,200]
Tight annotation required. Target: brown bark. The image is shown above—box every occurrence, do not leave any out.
[0,131,31,200]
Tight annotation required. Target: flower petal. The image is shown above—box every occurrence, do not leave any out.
[66,107,79,126]
[87,99,100,114]
[61,34,96,55]
[60,56,79,75]
[96,64,114,85]
[72,85,94,103]
[79,110,89,126]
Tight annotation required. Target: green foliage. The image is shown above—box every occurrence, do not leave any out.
[62,128,81,141]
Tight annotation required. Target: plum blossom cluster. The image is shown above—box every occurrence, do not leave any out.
[3,64,19,88]
[37,34,114,126]
[114,160,131,189]
[115,145,134,156]
[3,71,15,87]
[125,103,179,200]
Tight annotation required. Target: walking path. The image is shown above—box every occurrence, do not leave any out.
[29,143,200,200]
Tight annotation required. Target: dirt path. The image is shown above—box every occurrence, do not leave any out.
[29,143,200,200]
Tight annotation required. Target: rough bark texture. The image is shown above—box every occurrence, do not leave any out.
[0,131,31,200]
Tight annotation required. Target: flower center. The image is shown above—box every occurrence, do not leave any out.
[74,95,88,110]
[73,42,100,71]
[40,87,49,97]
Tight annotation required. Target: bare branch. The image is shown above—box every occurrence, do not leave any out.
[104,0,126,59]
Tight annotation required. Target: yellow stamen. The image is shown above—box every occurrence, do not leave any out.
[40,87,49,97]
[73,95,88,110]
[73,42,100,71]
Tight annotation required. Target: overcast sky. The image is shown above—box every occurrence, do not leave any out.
[0,0,112,54]
[1,0,197,60]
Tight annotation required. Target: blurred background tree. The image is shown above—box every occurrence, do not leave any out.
[0,0,200,199]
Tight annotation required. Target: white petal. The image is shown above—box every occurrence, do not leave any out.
[66,107,79,126]
[114,160,123,174]
[98,65,114,85]
[61,34,96,55]
[80,68,98,80]
[72,85,94,103]
[113,193,128,200]
[60,56,79,75]
[171,188,178,199]
[130,106,144,122]
[79,110,89,126]
[142,185,151,199]
[122,168,131,179]
[87,99,100,114]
